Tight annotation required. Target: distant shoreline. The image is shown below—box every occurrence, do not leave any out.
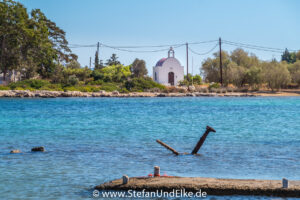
[0,90,300,98]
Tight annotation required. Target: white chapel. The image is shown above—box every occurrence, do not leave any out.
[153,47,184,86]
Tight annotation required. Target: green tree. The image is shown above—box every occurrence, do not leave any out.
[262,62,291,91]
[0,0,28,81]
[94,51,100,69]
[287,60,300,85]
[225,62,247,87]
[201,51,230,83]
[296,51,300,61]
[0,0,77,82]
[281,48,296,64]
[106,54,120,66]
[66,60,81,69]
[92,64,131,82]
[131,58,148,77]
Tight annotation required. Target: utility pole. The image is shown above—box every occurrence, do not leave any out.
[186,43,189,81]
[219,37,223,86]
[192,57,194,86]
[89,57,91,69]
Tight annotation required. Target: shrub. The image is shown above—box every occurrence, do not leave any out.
[164,86,187,93]
[68,75,79,86]
[208,82,221,89]
[0,85,10,90]
[40,84,63,91]
[9,79,50,90]
[88,79,104,85]
[119,88,130,93]
[14,87,25,90]
[198,87,209,93]
[100,83,119,92]
[125,77,165,92]
[63,85,101,92]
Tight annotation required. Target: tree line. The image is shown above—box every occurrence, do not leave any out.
[201,48,300,91]
[0,0,162,92]
[1,0,300,92]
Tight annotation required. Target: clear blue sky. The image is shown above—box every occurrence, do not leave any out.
[18,0,300,75]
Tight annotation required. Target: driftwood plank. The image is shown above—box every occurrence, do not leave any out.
[156,139,180,155]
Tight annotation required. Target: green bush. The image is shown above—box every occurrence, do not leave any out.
[0,85,10,90]
[100,83,119,92]
[88,79,104,85]
[63,85,101,92]
[14,87,25,90]
[68,75,79,86]
[125,77,165,92]
[40,84,63,91]
[9,79,50,90]
[119,87,129,93]
[208,82,221,90]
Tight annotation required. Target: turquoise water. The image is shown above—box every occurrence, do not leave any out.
[0,97,300,199]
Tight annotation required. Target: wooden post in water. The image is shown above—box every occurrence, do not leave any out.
[122,175,129,184]
[154,166,160,177]
[282,178,288,188]
[156,139,180,155]
[191,126,216,155]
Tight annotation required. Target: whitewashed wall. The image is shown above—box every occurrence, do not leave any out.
[153,57,184,86]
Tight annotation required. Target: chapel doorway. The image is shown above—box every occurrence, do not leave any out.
[168,72,174,86]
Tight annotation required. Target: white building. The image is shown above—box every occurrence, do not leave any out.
[153,47,184,86]
[0,70,21,85]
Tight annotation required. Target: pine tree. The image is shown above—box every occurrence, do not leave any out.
[281,48,296,64]
[94,51,100,69]
[106,54,120,66]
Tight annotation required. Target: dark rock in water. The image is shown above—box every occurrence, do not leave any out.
[10,149,21,154]
[31,146,45,152]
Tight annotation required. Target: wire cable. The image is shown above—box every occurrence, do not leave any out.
[100,43,185,53]
[223,41,284,53]
[68,39,217,49]
[223,40,299,53]
[188,43,219,55]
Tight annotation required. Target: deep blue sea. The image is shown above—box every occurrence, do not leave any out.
[0,97,300,200]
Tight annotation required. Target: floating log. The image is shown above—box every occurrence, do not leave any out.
[191,126,216,155]
[156,140,180,155]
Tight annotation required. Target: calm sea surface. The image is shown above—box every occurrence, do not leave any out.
[0,97,300,199]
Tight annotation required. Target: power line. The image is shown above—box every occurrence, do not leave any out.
[223,40,299,53]
[68,39,299,54]
[100,43,185,53]
[188,43,219,55]
[68,39,217,49]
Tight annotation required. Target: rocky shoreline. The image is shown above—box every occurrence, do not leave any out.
[0,90,260,98]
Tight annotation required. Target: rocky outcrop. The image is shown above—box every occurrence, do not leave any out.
[10,149,21,154]
[0,90,259,98]
[31,146,45,152]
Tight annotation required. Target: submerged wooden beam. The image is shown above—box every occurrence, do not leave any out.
[156,139,180,155]
[191,126,216,154]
